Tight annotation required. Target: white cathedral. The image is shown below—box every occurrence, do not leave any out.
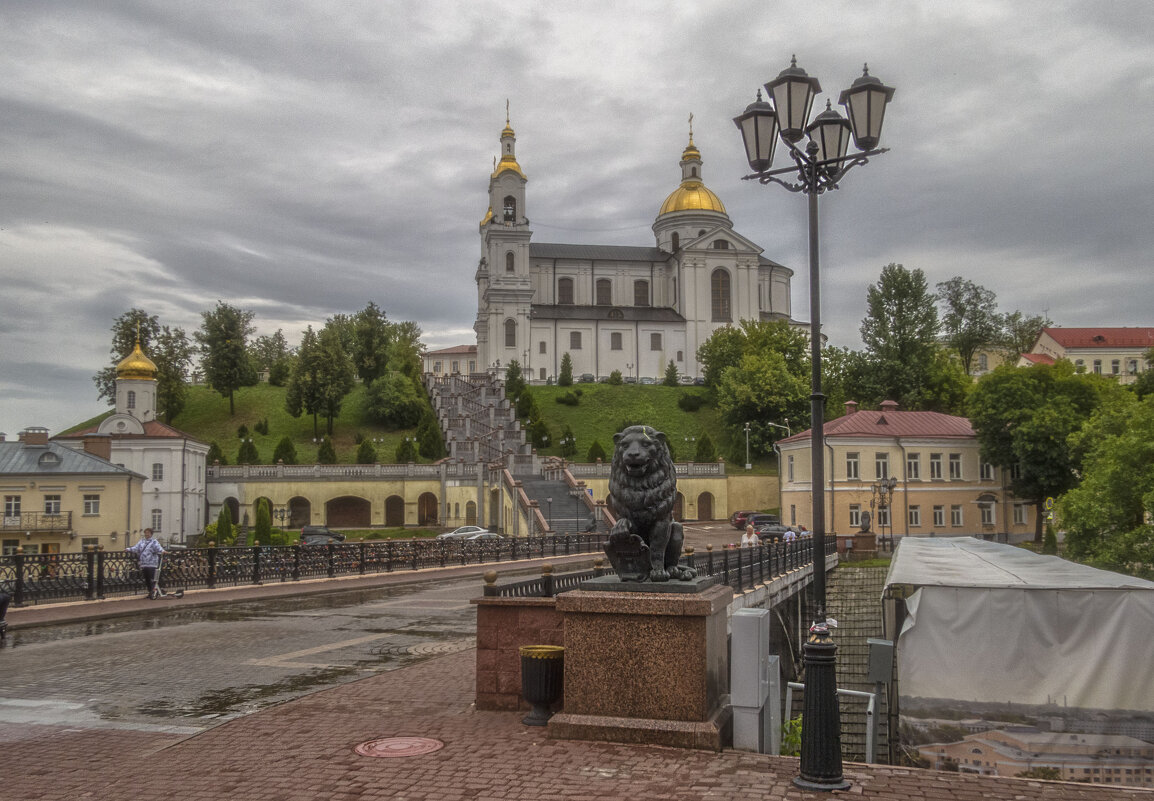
[473,116,795,382]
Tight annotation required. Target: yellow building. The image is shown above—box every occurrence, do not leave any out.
[1,427,145,555]
[777,401,1036,540]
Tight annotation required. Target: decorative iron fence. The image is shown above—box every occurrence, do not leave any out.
[0,534,605,607]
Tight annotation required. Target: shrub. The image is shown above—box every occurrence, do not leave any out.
[663,360,679,386]
[695,433,717,462]
[586,440,607,461]
[272,436,297,465]
[559,353,574,386]
[555,392,580,406]
[417,414,445,459]
[237,424,249,439]
[317,435,337,464]
[237,438,260,464]
[254,498,271,545]
[395,438,418,462]
[678,393,706,412]
[528,418,552,449]
[608,370,623,385]
[253,418,269,436]
[207,441,227,465]
[356,439,377,464]
[365,371,425,428]
[559,425,577,458]
[216,505,234,545]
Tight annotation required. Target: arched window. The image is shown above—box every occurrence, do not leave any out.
[503,195,516,222]
[634,280,650,307]
[671,232,679,251]
[596,278,612,306]
[711,269,732,321]
[504,318,516,347]
[558,277,574,304]
[713,239,728,250]
[126,390,136,409]
[505,251,515,272]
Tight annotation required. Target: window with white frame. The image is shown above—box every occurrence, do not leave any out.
[1010,463,1022,480]
[848,504,861,528]
[875,452,889,480]
[127,390,136,409]
[43,495,61,514]
[930,453,943,479]
[877,507,890,527]
[83,495,101,515]
[980,462,994,481]
[81,537,99,550]
[906,453,920,479]
[4,495,21,517]
[151,508,163,532]
[1093,359,1102,374]
[1112,359,1120,375]
[846,452,859,480]
[152,463,164,481]
[1013,504,1027,525]
[787,455,794,482]
[949,453,963,479]
[908,505,921,527]
[933,505,945,527]
[2,539,19,555]
[1128,358,1138,374]
[950,505,962,526]
[979,502,995,525]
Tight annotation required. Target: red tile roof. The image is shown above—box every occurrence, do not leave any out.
[1019,352,1054,365]
[780,407,974,443]
[1042,327,1154,349]
[55,420,203,442]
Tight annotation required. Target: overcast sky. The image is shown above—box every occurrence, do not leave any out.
[3,1,1152,435]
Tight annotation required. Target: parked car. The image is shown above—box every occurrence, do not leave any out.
[300,525,345,546]
[639,376,656,385]
[466,532,504,540]
[579,373,595,383]
[756,523,791,541]
[745,513,781,529]
[623,376,637,384]
[731,510,756,529]
[436,525,489,540]
[678,375,696,385]
[693,377,706,385]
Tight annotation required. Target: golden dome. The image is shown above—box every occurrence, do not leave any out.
[502,123,516,138]
[480,206,493,229]
[116,340,158,381]
[492,153,527,180]
[659,181,727,215]
[681,138,701,162]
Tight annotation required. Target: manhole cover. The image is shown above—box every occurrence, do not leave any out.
[354,737,444,758]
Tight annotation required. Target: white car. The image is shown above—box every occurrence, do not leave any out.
[436,526,489,540]
[466,532,503,540]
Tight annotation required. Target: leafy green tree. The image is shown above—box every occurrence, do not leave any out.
[194,302,257,415]
[559,425,578,458]
[607,370,623,386]
[504,359,526,401]
[395,438,418,462]
[285,326,325,437]
[316,435,337,464]
[999,310,1052,362]
[969,362,1120,541]
[351,301,390,383]
[216,504,234,545]
[515,389,537,420]
[322,312,356,356]
[1133,348,1154,399]
[356,439,377,464]
[417,413,446,459]
[250,329,294,387]
[697,325,745,388]
[237,438,259,464]
[695,433,717,462]
[272,436,297,465]
[386,320,424,379]
[93,309,193,422]
[859,264,940,408]
[587,440,607,461]
[206,441,226,465]
[315,324,356,434]
[717,351,807,462]
[254,498,272,545]
[663,360,679,387]
[936,277,1002,376]
[365,371,425,428]
[1060,393,1154,577]
[528,418,552,449]
[559,352,574,386]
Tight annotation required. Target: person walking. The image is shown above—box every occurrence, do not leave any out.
[126,528,166,599]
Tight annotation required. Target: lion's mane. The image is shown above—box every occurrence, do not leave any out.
[607,425,676,532]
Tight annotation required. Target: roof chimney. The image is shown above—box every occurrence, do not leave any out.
[19,427,49,446]
[844,400,859,415]
[83,433,113,462]
[879,400,899,412]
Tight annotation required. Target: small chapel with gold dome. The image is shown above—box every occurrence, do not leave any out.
[473,115,794,381]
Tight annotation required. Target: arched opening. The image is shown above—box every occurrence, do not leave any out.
[673,492,685,521]
[327,496,371,528]
[489,488,501,531]
[711,269,732,322]
[505,251,515,272]
[417,492,438,526]
[696,492,714,522]
[252,496,273,526]
[384,495,405,527]
[633,279,650,307]
[596,278,612,306]
[671,232,679,250]
[288,496,311,529]
[465,500,477,526]
[558,277,574,304]
[503,195,516,222]
[224,497,240,527]
[504,318,516,347]
[127,390,136,409]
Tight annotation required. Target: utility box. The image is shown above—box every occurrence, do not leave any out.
[731,608,779,754]
[867,638,894,684]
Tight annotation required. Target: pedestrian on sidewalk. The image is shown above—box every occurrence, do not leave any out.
[126,528,166,599]
[741,524,758,547]
[0,583,10,637]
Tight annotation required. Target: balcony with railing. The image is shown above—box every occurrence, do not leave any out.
[1,511,73,532]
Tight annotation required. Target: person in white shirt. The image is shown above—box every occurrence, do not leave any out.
[126,528,166,599]
[741,524,758,547]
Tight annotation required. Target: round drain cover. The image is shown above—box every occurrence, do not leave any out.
[354,737,444,758]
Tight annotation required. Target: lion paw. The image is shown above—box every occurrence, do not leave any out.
[671,565,698,581]
[649,568,670,582]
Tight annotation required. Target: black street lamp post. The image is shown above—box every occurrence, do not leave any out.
[871,475,898,549]
[735,56,894,792]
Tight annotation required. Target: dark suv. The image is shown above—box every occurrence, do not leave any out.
[745,513,781,529]
[300,525,345,545]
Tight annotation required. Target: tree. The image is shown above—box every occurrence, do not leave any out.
[663,360,679,387]
[587,440,607,461]
[365,371,425,428]
[395,438,418,462]
[272,436,297,465]
[607,370,623,386]
[504,359,526,401]
[194,302,256,415]
[206,441,226,465]
[999,310,1052,362]
[216,504,234,545]
[559,425,578,458]
[695,433,717,462]
[386,320,423,379]
[314,324,356,434]
[859,264,940,408]
[250,329,294,387]
[1132,348,1154,399]
[936,277,1002,375]
[1060,393,1154,577]
[696,325,745,388]
[559,352,574,386]
[237,438,259,465]
[968,362,1120,541]
[716,351,808,463]
[417,413,445,459]
[285,326,324,437]
[316,435,337,464]
[93,309,193,422]
[351,301,391,384]
[356,439,377,464]
[253,498,272,545]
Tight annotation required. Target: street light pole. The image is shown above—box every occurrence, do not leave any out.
[735,56,894,792]
[744,422,752,470]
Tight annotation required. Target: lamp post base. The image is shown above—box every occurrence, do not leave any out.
[794,622,850,792]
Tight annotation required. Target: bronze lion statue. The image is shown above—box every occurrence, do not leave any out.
[605,425,697,582]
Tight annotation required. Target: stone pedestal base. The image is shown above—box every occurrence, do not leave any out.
[549,583,733,751]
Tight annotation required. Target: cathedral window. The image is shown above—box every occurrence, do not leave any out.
[671,232,679,251]
[596,279,612,306]
[505,252,515,272]
[558,277,574,305]
[711,269,732,322]
[539,341,546,354]
[504,318,516,348]
[611,333,622,350]
[570,331,582,350]
[650,333,662,351]
[677,351,683,361]
[503,196,516,222]
[634,280,650,307]
[127,390,136,409]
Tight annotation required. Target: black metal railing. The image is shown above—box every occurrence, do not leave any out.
[0,534,605,607]
[485,536,835,597]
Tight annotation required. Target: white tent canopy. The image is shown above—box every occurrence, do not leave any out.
[884,537,1154,712]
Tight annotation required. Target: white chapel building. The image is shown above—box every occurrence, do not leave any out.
[473,118,795,382]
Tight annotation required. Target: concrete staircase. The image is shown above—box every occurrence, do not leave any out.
[515,476,603,534]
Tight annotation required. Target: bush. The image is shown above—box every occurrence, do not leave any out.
[365,371,426,428]
[215,505,234,545]
[417,414,445,459]
[395,438,418,462]
[663,360,679,387]
[207,441,227,465]
[317,435,337,464]
[528,418,552,449]
[695,433,717,462]
[272,436,297,465]
[559,425,577,458]
[237,438,260,464]
[356,439,377,464]
[608,370,623,385]
[253,418,269,436]
[678,394,707,412]
[237,424,249,439]
[254,498,271,545]
[559,353,574,386]
[586,440,607,461]
[555,392,580,406]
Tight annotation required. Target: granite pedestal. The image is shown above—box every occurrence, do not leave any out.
[548,581,733,751]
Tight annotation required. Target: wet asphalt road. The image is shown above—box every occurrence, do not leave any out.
[0,577,483,736]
